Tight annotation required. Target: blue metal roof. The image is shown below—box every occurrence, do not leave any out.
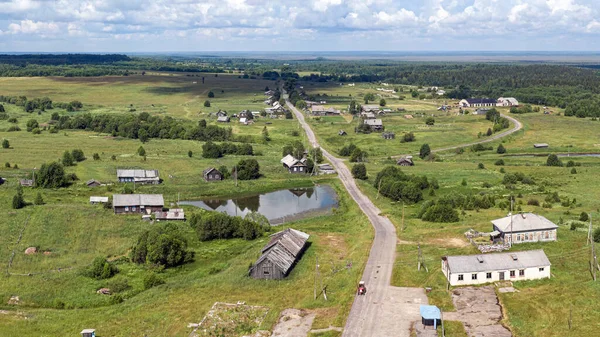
[420,305,441,319]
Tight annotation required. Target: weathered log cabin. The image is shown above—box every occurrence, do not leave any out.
[249,229,309,280]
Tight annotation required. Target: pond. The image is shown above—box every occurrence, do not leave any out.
[179,185,339,225]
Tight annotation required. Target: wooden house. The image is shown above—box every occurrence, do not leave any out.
[80,329,96,337]
[112,194,164,215]
[86,179,101,187]
[249,229,309,280]
[203,167,223,181]
[491,213,558,245]
[363,119,384,132]
[281,154,308,174]
[155,208,185,221]
[116,169,160,184]
[397,156,414,166]
[90,196,109,205]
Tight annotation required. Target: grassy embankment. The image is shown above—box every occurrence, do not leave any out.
[0,74,372,336]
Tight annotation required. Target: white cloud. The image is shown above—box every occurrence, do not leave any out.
[8,20,60,35]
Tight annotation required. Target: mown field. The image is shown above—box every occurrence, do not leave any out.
[0,74,370,337]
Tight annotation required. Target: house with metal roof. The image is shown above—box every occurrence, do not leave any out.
[249,229,309,280]
[112,194,164,214]
[491,213,558,244]
[441,249,551,286]
[497,97,519,107]
[362,104,381,113]
[90,196,109,205]
[281,154,308,174]
[116,169,160,184]
[397,156,414,166]
[363,119,384,132]
[459,98,497,108]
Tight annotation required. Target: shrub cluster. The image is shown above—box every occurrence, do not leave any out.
[130,223,194,268]
[84,257,118,280]
[189,212,266,241]
[202,141,254,158]
[502,172,535,186]
[373,166,430,204]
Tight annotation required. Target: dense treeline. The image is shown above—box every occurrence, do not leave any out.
[0,54,131,66]
[54,113,234,142]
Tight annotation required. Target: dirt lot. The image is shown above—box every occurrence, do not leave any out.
[443,286,512,337]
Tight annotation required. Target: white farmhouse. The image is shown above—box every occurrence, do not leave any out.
[442,249,551,286]
[497,97,519,107]
[492,213,558,244]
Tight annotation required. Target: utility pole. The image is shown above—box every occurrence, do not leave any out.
[441,310,445,337]
[401,204,405,232]
[234,165,238,187]
[314,255,318,300]
[568,303,572,330]
[418,243,422,271]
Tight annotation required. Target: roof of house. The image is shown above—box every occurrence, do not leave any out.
[19,179,33,186]
[116,169,159,179]
[281,154,306,168]
[498,97,519,104]
[364,119,383,126]
[239,117,247,123]
[203,167,221,177]
[465,98,497,104]
[86,179,101,185]
[155,208,185,220]
[397,156,414,164]
[534,143,549,148]
[90,196,109,203]
[492,213,558,232]
[112,194,164,207]
[444,249,551,274]
[217,116,230,122]
[311,105,326,112]
[362,104,381,111]
[420,305,441,320]
[81,329,96,333]
[252,229,309,274]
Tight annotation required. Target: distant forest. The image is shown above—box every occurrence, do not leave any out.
[1,54,599,116]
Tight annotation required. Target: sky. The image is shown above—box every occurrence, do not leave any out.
[0,0,600,52]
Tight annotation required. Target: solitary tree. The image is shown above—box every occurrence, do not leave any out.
[497,144,506,154]
[188,150,193,158]
[486,128,493,136]
[425,117,435,126]
[71,149,86,162]
[12,186,25,209]
[379,98,386,107]
[62,151,74,166]
[1,139,9,149]
[208,91,215,98]
[35,161,67,188]
[34,192,44,205]
[262,126,271,142]
[364,93,375,104]
[93,153,100,161]
[204,100,211,107]
[352,163,368,180]
[419,144,431,159]
[137,146,146,157]
[546,154,563,167]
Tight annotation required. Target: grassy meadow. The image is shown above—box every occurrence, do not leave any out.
[0,74,373,336]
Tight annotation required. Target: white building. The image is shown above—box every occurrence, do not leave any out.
[442,249,551,286]
[497,97,519,107]
[492,213,558,245]
[459,98,497,108]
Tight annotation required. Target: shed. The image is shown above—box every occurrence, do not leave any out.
[217,116,230,123]
[90,196,109,205]
[81,329,96,337]
[86,179,101,187]
[397,156,414,166]
[203,167,223,181]
[249,229,309,280]
[19,179,34,187]
[420,305,441,329]
[382,132,395,140]
[534,143,548,148]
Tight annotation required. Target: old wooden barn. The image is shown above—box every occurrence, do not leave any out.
[249,229,309,280]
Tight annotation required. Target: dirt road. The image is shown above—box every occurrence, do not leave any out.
[286,100,424,337]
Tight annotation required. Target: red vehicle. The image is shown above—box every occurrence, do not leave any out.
[357,281,367,295]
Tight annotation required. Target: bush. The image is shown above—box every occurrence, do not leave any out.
[1,139,9,149]
[425,117,435,125]
[131,223,194,268]
[143,272,165,290]
[189,212,265,241]
[421,203,460,223]
[461,178,467,186]
[471,143,493,152]
[202,141,222,158]
[580,212,589,222]
[571,168,577,174]
[85,257,118,280]
[546,154,563,167]
[12,186,26,209]
[233,159,259,180]
[204,100,211,107]
[137,146,146,157]
[62,151,74,166]
[352,163,368,180]
[106,278,131,293]
[400,132,415,143]
[527,199,540,206]
[93,153,100,160]
[34,192,44,205]
[208,91,214,98]
[339,144,357,157]
[495,159,505,166]
[496,144,506,154]
[71,149,86,162]
[36,161,68,188]
[7,125,21,132]
[349,148,368,163]
[566,160,575,167]
[478,163,485,169]
[594,228,600,243]
[570,221,586,231]
[419,144,431,159]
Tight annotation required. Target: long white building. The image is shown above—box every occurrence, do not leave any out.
[442,249,551,286]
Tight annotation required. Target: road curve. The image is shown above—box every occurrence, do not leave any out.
[285,100,399,337]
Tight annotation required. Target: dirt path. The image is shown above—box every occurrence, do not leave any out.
[286,97,423,337]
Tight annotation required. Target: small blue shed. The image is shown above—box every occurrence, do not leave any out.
[420,305,441,329]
